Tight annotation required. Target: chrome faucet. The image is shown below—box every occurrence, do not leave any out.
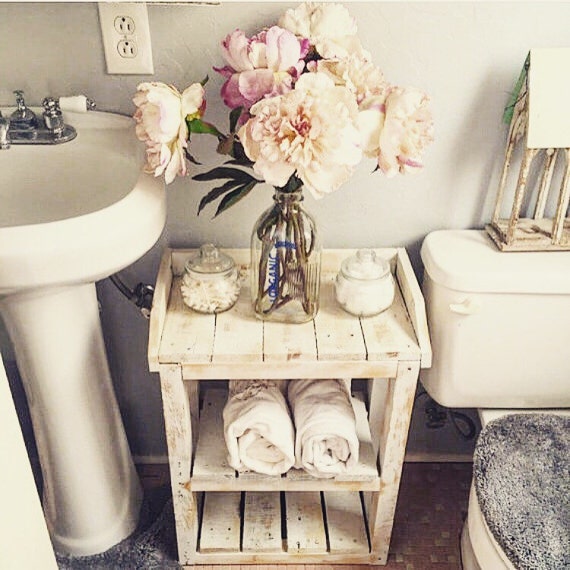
[0,111,10,149]
[1,90,81,148]
[11,90,39,131]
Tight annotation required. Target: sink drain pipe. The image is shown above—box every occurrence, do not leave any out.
[108,274,154,319]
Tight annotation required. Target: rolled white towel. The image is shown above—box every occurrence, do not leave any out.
[288,378,359,478]
[223,380,295,476]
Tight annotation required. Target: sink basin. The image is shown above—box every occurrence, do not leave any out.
[0,110,165,294]
[0,110,165,556]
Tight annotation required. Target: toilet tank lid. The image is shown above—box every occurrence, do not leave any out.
[421,230,570,294]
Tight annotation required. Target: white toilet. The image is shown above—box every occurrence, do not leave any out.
[420,230,570,570]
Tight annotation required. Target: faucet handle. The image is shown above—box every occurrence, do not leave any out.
[42,97,62,116]
[42,97,65,135]
[13,90,33,115]
[14,90,26,110]
[11,90,38,127]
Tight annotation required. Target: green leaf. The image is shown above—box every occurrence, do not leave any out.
[231,140,253,164]
[200,75,209,87]
[187,118,223,137]
[185,149,201,166]
[277,174,303,193]
[216,135,235,156]
[224,157,255,168]
[229,106,243,133]
[503,52,529,125]
[214,180,257,217]
[192,166,255,183]
[197,179,243,215]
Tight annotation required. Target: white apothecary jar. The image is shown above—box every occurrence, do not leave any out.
[335,249,395,317]
[181,244,240,314]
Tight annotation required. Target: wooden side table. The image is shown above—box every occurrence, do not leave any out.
[148,248,431,566]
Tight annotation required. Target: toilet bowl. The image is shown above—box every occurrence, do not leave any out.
[462,483,515,570]
[461,410,516,570]
[461,410,570,570]
[420,230,570,570]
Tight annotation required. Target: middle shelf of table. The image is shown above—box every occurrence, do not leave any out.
[190,386,381,492]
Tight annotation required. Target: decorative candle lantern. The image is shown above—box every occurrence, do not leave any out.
[486,48,570,251]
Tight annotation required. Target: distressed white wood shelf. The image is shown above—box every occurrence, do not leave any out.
[192,389,378,491]
[148,248,431,566]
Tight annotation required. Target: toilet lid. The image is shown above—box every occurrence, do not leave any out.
[473,414,570,570]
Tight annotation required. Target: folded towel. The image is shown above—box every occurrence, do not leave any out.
[288,378,359,478]
[223,380,295,476]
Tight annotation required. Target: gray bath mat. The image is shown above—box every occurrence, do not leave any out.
[55,487,180,569]
[473,413,570,570]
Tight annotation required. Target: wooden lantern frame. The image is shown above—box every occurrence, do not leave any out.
[486,49,570,251]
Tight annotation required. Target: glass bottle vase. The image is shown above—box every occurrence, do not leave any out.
[251,188,321,323]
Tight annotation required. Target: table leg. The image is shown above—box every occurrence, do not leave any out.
[367,361,420,564]
[159,364,197,565]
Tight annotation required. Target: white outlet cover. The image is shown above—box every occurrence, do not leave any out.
[98,2,154,75]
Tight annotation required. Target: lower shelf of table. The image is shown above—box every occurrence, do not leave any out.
[175,383,406,564]
[197,489,371,559]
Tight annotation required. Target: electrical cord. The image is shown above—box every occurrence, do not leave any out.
[415,388,478,441]
[109,274,155,319]
[449,410,478,440]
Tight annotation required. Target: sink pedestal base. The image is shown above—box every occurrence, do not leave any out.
[0,282,142,556]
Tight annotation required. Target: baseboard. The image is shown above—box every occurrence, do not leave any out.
[133,454,169,465]
[405,451,473,463]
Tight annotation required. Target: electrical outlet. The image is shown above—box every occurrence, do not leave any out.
[114,15,135,35]
[98,3,154,75]
[117,39,138,58]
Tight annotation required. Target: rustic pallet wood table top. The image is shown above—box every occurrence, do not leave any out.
[149,248,431,379]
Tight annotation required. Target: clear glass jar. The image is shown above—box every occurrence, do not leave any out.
[251,188,321,323]
[335,249,395,317]
[181,244,240,314]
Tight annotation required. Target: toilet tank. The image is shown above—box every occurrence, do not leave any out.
[420,230,570,408]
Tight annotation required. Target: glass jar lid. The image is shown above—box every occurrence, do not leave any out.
[185,244,235,276]
[340,249,390,281]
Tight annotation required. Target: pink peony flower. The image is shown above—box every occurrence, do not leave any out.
[357,87,434,177]
[215,26,309,112]
[133,81,205,183]
[238,72,362,199]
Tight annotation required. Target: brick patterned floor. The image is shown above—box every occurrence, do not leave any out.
[138,461,472,569]
[386,462,471,569]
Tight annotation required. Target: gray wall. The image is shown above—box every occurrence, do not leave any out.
[2,2,569,459]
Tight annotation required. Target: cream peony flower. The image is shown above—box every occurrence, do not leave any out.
[279,2,366,59]
[357,87,434,177]
[133,81,205,183]
[143,140,186,186]
[180,82,206,119]
[238,72,362,199]
[308,54,389,105]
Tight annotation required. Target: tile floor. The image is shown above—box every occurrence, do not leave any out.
[137,461,473,569]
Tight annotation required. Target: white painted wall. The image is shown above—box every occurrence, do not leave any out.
[1,1,569,458]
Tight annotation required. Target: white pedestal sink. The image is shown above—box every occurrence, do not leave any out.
[0,110,166,555]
